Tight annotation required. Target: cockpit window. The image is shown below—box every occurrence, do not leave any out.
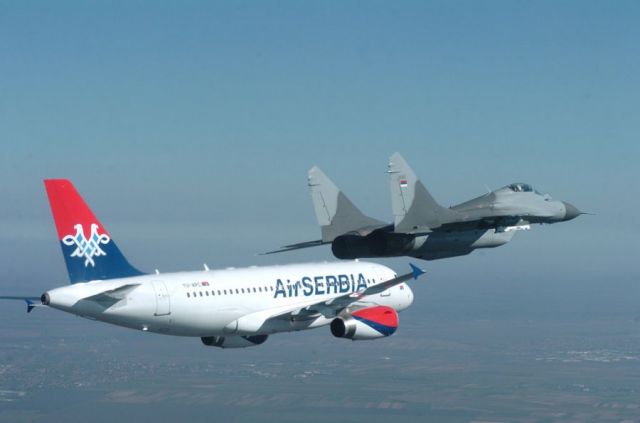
[508,183,534,193]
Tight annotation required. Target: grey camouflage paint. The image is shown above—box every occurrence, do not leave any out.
[267,153,582,260]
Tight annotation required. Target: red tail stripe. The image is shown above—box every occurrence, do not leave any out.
[44,179,109,240]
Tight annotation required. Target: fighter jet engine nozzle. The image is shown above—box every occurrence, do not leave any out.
[41,292,50,305]
[561,202,581,221]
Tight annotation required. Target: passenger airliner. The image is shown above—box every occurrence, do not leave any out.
[1,180,423,348]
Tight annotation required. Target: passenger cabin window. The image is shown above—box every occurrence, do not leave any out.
[187,292,190,298]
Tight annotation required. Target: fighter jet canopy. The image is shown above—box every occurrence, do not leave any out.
[508,183,535,193]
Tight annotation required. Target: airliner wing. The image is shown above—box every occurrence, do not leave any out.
[346,263,424,299]
[288,263,424,314]
[225,264,425,334]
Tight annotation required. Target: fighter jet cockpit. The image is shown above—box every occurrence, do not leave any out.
[507,183,544,196]
[508,183,533,192]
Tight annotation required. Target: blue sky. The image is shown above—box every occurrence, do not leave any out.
[1,3,640,422]
[1,0,638,293]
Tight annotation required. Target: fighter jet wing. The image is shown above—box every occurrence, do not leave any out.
[223,264,425,334]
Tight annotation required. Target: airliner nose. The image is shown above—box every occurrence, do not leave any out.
[562,202,581,221]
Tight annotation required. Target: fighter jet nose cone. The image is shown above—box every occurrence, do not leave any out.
[562,202,581,221]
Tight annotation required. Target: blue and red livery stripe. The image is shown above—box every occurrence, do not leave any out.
[352,306,398,336]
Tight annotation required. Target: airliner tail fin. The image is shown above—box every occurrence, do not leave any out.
[44,179,145,283]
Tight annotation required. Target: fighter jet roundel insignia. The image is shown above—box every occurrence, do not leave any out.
[62,223,111,267]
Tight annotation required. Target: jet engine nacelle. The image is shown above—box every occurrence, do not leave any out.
[201,334,268,349]
[331,231,416,259]
[330,306,398,340]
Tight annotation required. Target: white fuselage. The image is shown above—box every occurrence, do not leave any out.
[44,261,414,337]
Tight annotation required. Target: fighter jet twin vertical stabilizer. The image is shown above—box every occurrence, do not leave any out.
[267,153,583,261]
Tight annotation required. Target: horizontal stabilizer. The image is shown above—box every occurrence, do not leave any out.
[81,284,140,308]
[0,296,41,300]
[0,296,43,313]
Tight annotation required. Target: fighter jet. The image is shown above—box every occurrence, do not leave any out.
[267,152,584,260]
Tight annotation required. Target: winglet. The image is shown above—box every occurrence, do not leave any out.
[410,263,425,280]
